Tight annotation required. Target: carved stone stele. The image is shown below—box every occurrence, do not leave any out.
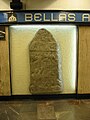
[29,28,63,94]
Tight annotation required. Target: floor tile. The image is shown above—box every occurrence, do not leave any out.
[20,112,37,120]
[0,99,89,120]
[0,113,9,120]
[37,103,56,120]
[20,102,37,112]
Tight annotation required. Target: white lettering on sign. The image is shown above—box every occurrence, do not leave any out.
[82,14,90,21]
[59,13,67,21]
[25,13,90,22]
[68,13,76,21]
[51,13,58,21]
[43,13,50,21]
[25,13,32,21]
[34,13,42,21]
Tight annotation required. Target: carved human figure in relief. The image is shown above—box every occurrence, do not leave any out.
[29,28,63,94]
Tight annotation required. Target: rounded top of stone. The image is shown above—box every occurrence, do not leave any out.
[29,28,57,51]
[36,28,52,34]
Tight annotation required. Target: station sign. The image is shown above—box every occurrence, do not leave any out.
[0,11,90,24]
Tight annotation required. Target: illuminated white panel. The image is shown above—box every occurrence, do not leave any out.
[10,25,77,95]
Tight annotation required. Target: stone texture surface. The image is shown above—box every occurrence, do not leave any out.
[29,28,63,94]
[30,29,57,52]
[0,99,90,120]
[37,103,56,120]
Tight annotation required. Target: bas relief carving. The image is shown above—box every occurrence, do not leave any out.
[29,28,63,94]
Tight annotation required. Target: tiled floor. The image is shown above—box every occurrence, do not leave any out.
[0,99,90,120]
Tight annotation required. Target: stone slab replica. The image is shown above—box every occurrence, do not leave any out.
[29,28,63,94]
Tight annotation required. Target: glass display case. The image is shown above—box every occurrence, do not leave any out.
[10,25,77,95]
